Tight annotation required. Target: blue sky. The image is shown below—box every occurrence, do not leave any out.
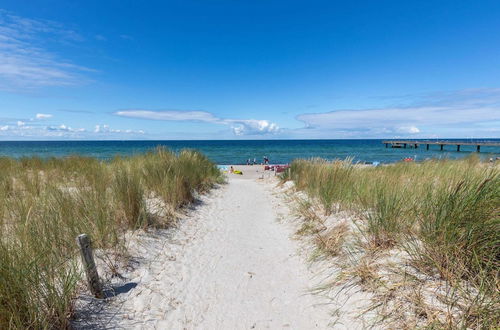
[0,0,499,140]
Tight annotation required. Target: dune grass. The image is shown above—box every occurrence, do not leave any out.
[282,156,499,328]
[0,147,222,329]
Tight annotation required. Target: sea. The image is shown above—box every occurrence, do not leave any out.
[0,139,499,165]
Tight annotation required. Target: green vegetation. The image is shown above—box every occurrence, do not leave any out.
[283,156,499,328]
[0,148,222,329]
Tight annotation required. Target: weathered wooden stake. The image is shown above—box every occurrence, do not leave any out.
[76,234,104,299]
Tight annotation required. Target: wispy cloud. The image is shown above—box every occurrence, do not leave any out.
[114,110,281,136]
[119,34,134,41]
[0,9,91,91]
[57,109,94,114]
[0,121,144,139]
[35,113,53,119]
[46,124,85,132]
[295,88,500,138]
[115,110,220,123]
[408,88,500,108]
[94,124,144,135]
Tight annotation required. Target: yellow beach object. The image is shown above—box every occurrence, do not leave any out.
[233,170,243,175]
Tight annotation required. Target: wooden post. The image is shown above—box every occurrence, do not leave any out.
[426,144,429,150]
[76,234,104,299]
[477,145,480,152]
[440,144,444,151]
[457,145,461,152]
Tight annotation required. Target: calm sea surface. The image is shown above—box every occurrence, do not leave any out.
[0,140,499,165]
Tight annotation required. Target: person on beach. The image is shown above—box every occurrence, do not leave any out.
[230,166,234,173]
[263,156,269,165]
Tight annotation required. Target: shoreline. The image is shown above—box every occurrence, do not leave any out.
[2,139,499,165]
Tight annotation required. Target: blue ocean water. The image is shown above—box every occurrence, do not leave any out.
[0,140,499,165]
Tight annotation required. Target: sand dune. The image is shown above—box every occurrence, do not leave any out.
[74,166,373,329]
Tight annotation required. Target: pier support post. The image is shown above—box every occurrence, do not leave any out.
[382,141,499,153]
[76,234,104,299]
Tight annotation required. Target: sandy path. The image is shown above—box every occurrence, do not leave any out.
[160,176,330,329]
[83,171,334,329]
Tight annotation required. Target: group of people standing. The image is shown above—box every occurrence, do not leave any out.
[245,156,270,165]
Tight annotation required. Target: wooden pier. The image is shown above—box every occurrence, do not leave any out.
[382,140,500,152]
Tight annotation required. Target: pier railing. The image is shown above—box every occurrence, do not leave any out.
[382,140,500,152]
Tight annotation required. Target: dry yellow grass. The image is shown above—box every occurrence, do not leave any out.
[0,148,222,329]
[282,156,499,328]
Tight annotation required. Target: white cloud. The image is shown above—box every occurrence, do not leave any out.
[396,126,420,134]
[46,124,85,132]
[112,89,497,139]
[114,110,220,123]
[0,9,91,91]
[94,124,110,133]
[35,113,52,119]
[296,93,500,138]
[94,124,144,135]
[227,119,280,135]
[0,122,143,139]
[17,120,25,126]
[114,110,280,136]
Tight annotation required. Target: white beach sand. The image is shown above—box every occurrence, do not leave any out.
[74,165,374,329]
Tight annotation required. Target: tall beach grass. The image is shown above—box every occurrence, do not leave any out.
[0,147,222,329]
[282,156,499,328]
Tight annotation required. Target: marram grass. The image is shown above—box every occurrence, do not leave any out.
[282,156,499,328]
[0,148,222,329]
